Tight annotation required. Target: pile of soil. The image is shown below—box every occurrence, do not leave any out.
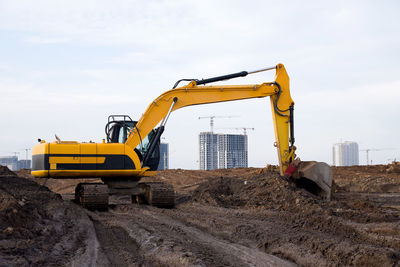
[14,168,32,178]
[333,165,400,193]
[21,172,101,195]
[149,168,263,189]
[0,166,15,176]
[190,170,399,221]
[0,165,398,266]
[190,171,400,266]
[0,174,96,266]
[191,172,321,212]
[387,161,400,173]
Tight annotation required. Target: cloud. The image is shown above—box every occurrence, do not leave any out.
[24,36,69,44]
[293,80,400,163]
[0,0,399,166]
[0,79,142,108]
[0,62,14,71]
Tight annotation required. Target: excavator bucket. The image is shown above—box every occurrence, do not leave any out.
[291,161,332,200]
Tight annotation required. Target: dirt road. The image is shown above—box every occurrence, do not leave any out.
[1,166,399,266]
[89,201,294,266]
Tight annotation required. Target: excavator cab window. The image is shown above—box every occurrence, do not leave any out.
[117,126,127,143]
[105,115,161,170]
[106,120,135,144]
[136,134,152,156]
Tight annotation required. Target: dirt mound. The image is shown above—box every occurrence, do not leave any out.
[148,168,263,189]
[190,171,400,266]
[0,175,96,266]
[192,172,321,212]
[26,177,101,194]
[14,168,32,178]
[0,166,15,176]
[333,165,400,193]
[387,161,400,173]
[1,166,398,266]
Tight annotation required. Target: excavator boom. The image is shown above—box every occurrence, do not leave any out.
[126,63,295,173]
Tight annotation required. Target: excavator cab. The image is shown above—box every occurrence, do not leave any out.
[105,115,161,170]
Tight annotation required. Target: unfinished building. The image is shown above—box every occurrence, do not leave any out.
[199,132,247,170]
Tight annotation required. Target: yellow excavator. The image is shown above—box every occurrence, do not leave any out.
[31,63,332,210]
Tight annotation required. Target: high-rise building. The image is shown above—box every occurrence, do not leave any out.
[17,160,31,169]
[199,132,248,170]
[0,156,18,171]
[217,134,248,168]
[199,132,218,170]
[0,156,31,170]
[332,141,359,166]
[157,143,169,170]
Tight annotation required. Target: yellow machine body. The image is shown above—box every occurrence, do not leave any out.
[32,141,155,179]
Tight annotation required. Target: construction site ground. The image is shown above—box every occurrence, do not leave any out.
[0,165,399,266]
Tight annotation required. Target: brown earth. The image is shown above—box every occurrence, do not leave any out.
[333,165,400,193]
[0,175,97,266]
[386,161,400,174]
[1,165,399,266]
[0,166,16,176]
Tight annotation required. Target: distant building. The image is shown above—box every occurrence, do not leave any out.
[199,132,248,170]
[18,160,31,170]
[217,134,248,168]
[333,141,359,166]
[0,156,31,171]
[199,132,218,170]
[157,143,169,170]
[0,156,18,171]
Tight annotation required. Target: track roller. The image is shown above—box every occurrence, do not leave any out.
[137,182,175,208]
[75,183,109,211]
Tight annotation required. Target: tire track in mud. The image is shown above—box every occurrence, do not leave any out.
[73,182,400,266]
[111,202,399,267]
[157,204,329,265]
[90,205,296,267]
[90,215,148,267]
[335,192,400,209]
[177,203,400,266]
[135,204,331,266]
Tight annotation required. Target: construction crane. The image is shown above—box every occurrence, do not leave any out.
[198,115,238,132]
[23,148,31,169]
[360,148,394,165]
[216,127,255,135]
[0,151,19,158]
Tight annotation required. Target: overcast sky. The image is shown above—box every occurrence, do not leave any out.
[0,0,399,168]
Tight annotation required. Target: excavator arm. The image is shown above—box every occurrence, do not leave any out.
[126,63,295,174]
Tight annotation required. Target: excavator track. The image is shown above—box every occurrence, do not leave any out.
[75,183,109,211]
[138,182,175,208]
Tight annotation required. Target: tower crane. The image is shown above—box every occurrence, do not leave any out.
[360,148,395,165]
[198,115,238,132]
[216,127,255,135]
[23,148,31,169]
